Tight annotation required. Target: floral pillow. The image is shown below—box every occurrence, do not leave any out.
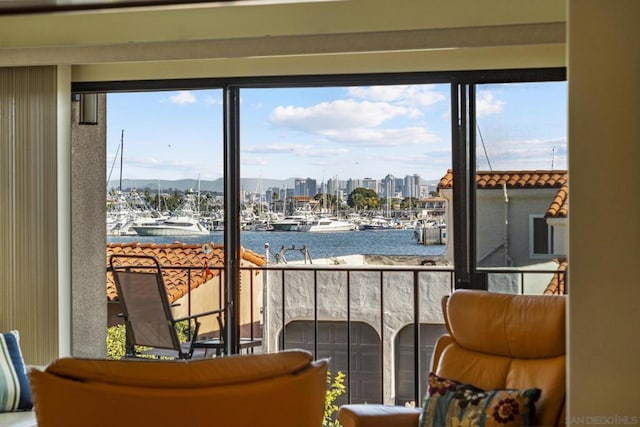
[419,372,541,427]
[0,331,33,412]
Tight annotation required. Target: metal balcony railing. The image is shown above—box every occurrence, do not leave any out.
[109,262,566,406]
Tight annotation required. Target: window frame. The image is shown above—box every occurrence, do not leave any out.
[530,214,555,257]
[74,66,566,353]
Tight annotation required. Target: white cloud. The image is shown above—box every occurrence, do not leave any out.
[476,91,505,117]
[204,95,221,106]
[113,155,209,180]
[242,143,349,159]
[242,156,268,167]
[270,99,410,132]
[269,99,438,146]
[306,148,349,157]
[169,91,197,105]
[347,85,446,108]
[322,127,439,145]
[477,137,567,171]
[242,143,313,154]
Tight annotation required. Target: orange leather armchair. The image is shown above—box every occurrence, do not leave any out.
[30,350,327,427]
[338,290,566,427]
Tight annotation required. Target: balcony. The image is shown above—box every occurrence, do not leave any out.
[109,260,565,408]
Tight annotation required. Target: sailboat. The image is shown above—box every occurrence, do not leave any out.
[106,130,167,236]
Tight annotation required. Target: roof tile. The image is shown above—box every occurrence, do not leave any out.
[545,185,569,218]
[543,260,567,295]
[438,169,568,190]
[106,242,265,303]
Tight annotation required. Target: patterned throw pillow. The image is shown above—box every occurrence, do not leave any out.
[0,331,33,412]
[420,372,541,427]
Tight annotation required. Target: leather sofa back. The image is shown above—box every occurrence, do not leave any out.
[30,350,327,427]
[433,290,566,427]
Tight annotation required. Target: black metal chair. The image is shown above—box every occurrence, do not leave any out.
[109,254,224,359]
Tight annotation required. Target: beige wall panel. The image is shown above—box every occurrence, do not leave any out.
[0,22,565,68]
[568,0,640,417]
[0,66,59,364]
[72,44,566,83]
[0,0,566,49]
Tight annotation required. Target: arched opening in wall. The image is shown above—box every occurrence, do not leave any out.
[279,320,381,404]
[395,323,447,406]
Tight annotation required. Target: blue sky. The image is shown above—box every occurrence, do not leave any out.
[107,81,567,184]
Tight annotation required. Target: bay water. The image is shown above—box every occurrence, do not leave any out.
[107,229,446,262]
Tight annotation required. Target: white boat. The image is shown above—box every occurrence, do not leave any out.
[298,217,354,232]
[270,215,311,231]
[133,216,210,236]
[132,190,209,236]
[106,189,167,236]
[360,215,395,230]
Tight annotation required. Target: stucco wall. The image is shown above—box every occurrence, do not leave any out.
[443,187,562,267]
[264,266,451,403]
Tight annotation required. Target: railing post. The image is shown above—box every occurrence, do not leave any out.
[280,269,286,350]
[346,269,352,403]
[313,269,318,359]
[379,270,384,403]
[413,270,421,405]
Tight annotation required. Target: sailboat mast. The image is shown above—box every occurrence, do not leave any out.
[119,129,124,192]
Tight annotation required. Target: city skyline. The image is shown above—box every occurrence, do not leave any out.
[109,172,441,197]
[107,82,567,183]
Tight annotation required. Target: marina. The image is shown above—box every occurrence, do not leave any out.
[107,228,446,261]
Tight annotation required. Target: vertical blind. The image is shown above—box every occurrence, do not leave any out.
[0,66,58,364]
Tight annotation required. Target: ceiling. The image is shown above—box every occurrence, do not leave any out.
[0,0,238,15]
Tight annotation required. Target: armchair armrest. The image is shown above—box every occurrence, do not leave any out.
[338,404,420,427]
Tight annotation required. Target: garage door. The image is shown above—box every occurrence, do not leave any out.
[280,320,382,404]
[395,323,448,406]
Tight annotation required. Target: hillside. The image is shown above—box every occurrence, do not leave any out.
[108,178,297,193]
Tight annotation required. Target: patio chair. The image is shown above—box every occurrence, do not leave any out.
[109,254,224,359]
[190,312,263,357]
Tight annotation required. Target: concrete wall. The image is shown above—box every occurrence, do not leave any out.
[70,94,107,358]
[443,187,563,267]
[263,265,451,403]
[547,218,568,256]
[487,259,562,294]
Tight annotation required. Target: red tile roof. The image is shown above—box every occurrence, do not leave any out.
[543,259,567,295]
[106,242,265,303]
[545,185,569,218]
[438,170,568,190]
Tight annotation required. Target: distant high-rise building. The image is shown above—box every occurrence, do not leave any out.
[266,187,281,203]
[285,188,295,199]
[326,177,339,195]
[403,174,421,198]
[294,177,317,197]
[346,178,364,196]
[363,177,379,193]
[382,174,396,198]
